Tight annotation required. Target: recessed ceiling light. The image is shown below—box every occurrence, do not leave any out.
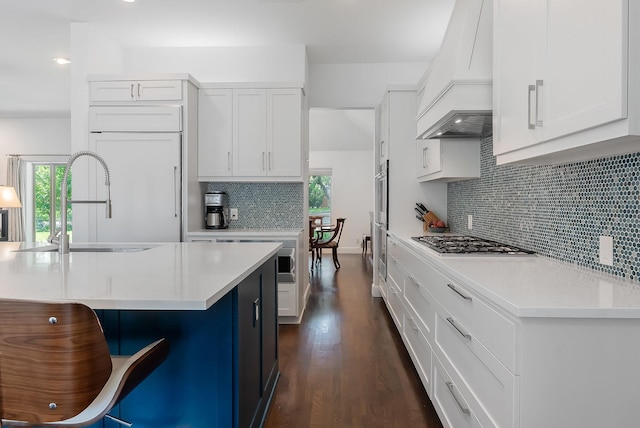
[53,57,71,65]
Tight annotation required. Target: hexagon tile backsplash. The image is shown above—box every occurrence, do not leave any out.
[448,137,640,281]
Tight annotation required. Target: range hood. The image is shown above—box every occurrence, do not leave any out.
[416,0,492,140]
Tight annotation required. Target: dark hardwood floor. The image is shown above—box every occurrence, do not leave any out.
[264,254,443,428]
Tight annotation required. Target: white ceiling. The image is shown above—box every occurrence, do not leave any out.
[0,0,454,117]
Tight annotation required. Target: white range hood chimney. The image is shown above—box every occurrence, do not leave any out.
[417,0,492,140]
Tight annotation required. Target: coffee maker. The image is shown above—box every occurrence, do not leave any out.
[204,191,229,229]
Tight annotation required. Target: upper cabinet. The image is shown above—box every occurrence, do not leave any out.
[90,80,183,103]
[198,86,304,182]
[493,0,640,165]
[416,139,480,182]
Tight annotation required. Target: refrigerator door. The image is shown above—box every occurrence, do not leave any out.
[89,132,181,242]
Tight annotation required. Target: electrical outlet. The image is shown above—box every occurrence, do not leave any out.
[468,215,473,230]
[599,236,613,266]
[230,208,238,221]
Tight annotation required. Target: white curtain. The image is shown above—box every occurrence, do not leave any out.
[6,156,25,241]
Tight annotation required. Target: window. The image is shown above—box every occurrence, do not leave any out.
[24,161,71,243]
[309,169,332,227]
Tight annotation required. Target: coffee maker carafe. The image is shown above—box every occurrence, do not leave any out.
[204,191,229,229]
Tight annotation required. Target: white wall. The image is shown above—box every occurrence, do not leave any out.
[123,46,307,84]
[309,150,373,254]
[0,118,70,182]
[309,108,375,255]
[308,62,428,108]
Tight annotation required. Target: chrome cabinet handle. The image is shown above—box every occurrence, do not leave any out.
[262,152,266,170]
[446,382,470,415]
[447,283,472,301]
[447,317,471,340]
[173,166,178,218]
[535,79,544,126]
[130,83,135,99]
[527,84,536,129]
[391,256,397,264]
[253,298,260,326]
[407,275,420,287]
[268,152,272,171]
[409,316,419,331]
[227,152,231,171]
[422,146,428,169]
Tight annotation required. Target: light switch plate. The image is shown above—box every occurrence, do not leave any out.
[230,208,238,220]
[467,215,473,230]
[599,236,613,266]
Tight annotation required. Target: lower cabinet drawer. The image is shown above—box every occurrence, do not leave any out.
[433,355,486,428]
[403,269,436,340]
[386,279,404,331]
[403,305,433,397]
[435,311,518,428]
[277,282,296,316]
[429,267,518,372]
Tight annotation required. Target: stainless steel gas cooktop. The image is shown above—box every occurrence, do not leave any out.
[411,235,535,255]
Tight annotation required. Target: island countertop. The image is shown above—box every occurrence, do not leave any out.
[0,241,281,310]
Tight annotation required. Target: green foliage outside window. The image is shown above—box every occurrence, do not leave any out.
[309,175,331,215]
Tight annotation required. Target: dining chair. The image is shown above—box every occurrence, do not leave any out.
[0,298,169,427]
[312,217,346,269]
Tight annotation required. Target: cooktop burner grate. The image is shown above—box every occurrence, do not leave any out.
[411,235,535,255]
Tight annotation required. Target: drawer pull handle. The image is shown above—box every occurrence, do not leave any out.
[407,275,420,287]
[446,381,470,416]
[447,283,472,301]
[409,316,419,331]
[447,317,471,340]
[391,256,398,264]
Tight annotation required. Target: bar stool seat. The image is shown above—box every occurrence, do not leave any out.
[0,298,169,427]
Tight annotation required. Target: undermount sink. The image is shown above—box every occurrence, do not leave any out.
[15,246,151,253]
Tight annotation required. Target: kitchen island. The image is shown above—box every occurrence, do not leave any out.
[0,241,281,428]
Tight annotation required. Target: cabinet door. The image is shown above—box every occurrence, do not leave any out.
[267,89,302,177]
[89,80,182,102]
[90,133,181,242]
[260,257,278,397]
[416,139,442,178]
[492,0,546,156]
[237,271,263,428]
[234,89,267,176]
[541,0,628,143]
[198,89,233,177]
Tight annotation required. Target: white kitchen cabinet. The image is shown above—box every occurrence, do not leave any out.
[198,86,303,181]
[493,0,638,165]
[234,89,268,176]
[198,89,233,177]
[89,80,183,103]
[89,132,181,242]
[185,230,308,323]
[416,139,480,182]
[89,105,182,133]
[267,89,303,176]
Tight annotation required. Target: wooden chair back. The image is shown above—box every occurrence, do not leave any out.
[316,217,346,247]
[0,299,112,424]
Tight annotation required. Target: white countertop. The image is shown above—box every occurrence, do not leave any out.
[0,241,281,311]
[395,233,640,319]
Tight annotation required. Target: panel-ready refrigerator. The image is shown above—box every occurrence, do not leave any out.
[88,106,182,242]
